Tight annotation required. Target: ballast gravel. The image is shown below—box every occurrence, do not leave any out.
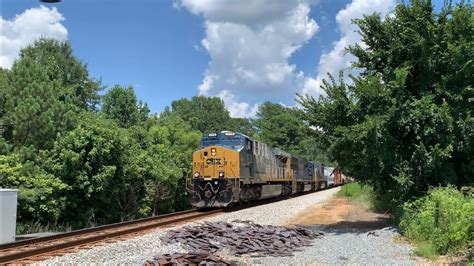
[43,187,417,265]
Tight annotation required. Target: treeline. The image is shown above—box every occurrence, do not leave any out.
[0,39,324,229]
[299,0,473,207]
[298,1,473,257]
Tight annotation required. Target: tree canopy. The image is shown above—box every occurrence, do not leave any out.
[102,85,150,128]
[299,0,473,206]
[170,96,255,136]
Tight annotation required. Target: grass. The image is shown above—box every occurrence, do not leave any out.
[336,182,376,209]
[16,221,71,235]
[414,242,439,260]
[400,186,474,260]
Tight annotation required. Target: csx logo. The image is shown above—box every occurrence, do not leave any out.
[206,158,222,165]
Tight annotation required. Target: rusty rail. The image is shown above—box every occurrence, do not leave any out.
[0,185,345,264]
[0,209,222,264]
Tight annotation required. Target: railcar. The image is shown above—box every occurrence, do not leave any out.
[325,167,335,187]
[189,131,345,208]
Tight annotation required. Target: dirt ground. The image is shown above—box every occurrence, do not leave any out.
[288,197,389,230]
[289,196,473,265]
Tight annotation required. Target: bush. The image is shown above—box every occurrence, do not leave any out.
[400,186,474,256]
[0,154,66,223]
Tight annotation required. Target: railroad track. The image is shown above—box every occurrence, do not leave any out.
[0,209,222,264]
[0,185,343,264]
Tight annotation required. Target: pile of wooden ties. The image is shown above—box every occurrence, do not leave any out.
[145,253,238,266]
[159,220,324,257]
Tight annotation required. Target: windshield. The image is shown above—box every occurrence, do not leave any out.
[201,132,246,151]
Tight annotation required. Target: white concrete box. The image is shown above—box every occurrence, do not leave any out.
[0,189,18,244]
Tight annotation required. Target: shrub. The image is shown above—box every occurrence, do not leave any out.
[337,182,376,209]
[400,186,474,255]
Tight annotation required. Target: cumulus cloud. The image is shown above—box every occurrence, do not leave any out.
[0,5,68,69]
[177,0,304,25]
[177,0,319,117]
[217,90,259,118]
[302,0,395,97]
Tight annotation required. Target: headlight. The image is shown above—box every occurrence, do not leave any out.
[218,172,224,178]
[211,148,216,156]
[194,172,200,178]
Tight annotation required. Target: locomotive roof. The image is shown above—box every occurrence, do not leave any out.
[205,131,331,167]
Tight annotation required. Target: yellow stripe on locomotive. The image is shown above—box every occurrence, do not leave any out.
[189,131,348,208]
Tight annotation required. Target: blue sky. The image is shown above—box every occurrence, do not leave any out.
[1,0,446,117]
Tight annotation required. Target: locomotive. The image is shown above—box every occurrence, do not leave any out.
[189,131,346,208]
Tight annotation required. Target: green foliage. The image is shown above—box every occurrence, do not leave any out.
[17,38,101,110]
[400,186,474,255]
[102,85,149,128]
[170,96,254,135]
[136,111,201,215]
[1,39,100,150]
[0,153,66,223]
[171,96,233,134]
[256,102,304,152]
[255,102,329,162]
[299,1,474,207]
[227,117,257,138]
[42,113,147,227]
[413,243,439,260]
[3,59,78,150]
[337,182,376,209]
[16,221,72,235]
[0,38,203,230]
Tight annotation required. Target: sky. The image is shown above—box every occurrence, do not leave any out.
[1,0,446,117]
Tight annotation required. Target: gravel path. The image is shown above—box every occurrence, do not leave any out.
[246,227,416,265]
[43,187,417,265]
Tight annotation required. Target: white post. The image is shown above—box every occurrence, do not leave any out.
[0,189,18,244]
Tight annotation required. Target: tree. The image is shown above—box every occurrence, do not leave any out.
[0,69,8,138]
[2,38,101,150]
[171,96,234,133]
[299,1,474,206]
[43,114,147,227]
[3,58,78,150]
[101,85,150,128]
[228,117,257,137]
[255,102,309,157]
[18,38,101,110]
[134,111,201,214]
[0,153,66,223]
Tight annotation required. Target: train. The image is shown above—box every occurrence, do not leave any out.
[189,131,349,208]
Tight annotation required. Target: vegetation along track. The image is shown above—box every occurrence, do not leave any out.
[0,209,222,264]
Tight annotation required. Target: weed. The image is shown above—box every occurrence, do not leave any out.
[400,186,474,257]
[337,182,375,209]
[16,221,71,235]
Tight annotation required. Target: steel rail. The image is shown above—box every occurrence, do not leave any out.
[0,209,222,264]
[0,209,197,250]
[0,185,344,264]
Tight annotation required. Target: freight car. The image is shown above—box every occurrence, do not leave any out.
[189,131,345,208]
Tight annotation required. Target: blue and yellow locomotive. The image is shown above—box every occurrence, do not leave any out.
[189,131,336,208]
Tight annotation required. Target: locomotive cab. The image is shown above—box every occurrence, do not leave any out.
[190,131,246,207]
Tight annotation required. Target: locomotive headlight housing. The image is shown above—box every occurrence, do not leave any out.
[211,148,216,156]
[194,172,200,178]
[218,171,225,178]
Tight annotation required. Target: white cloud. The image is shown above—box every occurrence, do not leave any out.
[177,0,312,25]
[0,5,68,69]
[302,0,395,97]
[217,90,259,118]
[177,0,319,117]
